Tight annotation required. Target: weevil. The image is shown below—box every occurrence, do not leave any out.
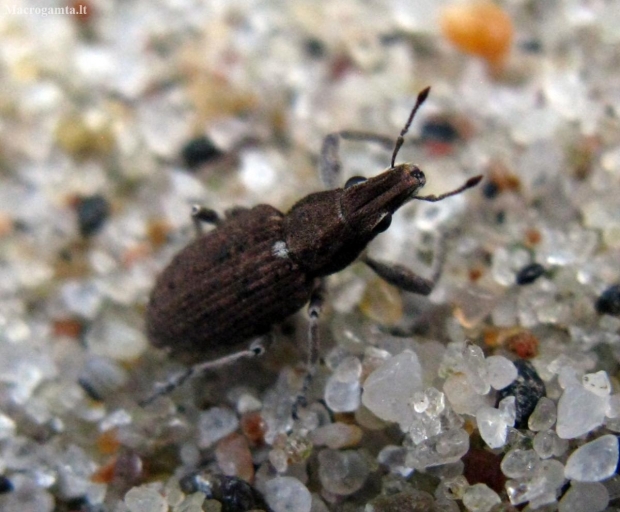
[143,87,482,405]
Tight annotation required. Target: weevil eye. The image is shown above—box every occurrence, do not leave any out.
[409,167,426,186]
[374,213,392,233]
[344,176,367,189]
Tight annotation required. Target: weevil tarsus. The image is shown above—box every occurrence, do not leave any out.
[293,279,326,419]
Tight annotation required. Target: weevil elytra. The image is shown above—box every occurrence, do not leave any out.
[144,87,482,405]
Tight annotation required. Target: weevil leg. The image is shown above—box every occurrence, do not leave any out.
[361,233,448,296]
[320,87,433,187]
[292,279,326,419]
[191,205,221,236]
[319,133,342,189]
[319,131,396,189]
[140,334,272,407]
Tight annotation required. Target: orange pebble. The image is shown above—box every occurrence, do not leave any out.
[240,411,266,445]
[483,328,501,348]
[469,267,483,282]
[91,458,116,484]
[147,219,171,248]
[524,228,542,247]
[441,2,513,67]
[53,318,83,339]
[0,214,14,237]
[215,433,254,483]
[505,331,539,359]
[122,243,151,267]
[97,429,121,455]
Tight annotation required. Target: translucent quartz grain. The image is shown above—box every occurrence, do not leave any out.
[556,385,607,439]
[311,494,330,512]
[197,407,239,448]
[85,308,147,361]
[324,356,362,412]
[476,397,516,449]
[558,482,609,512]
[528,397,557,431]
[264,476,312,512]
[365,489,436,511]
[124,486,168,512]
[309,422,363,449]
[406,428,469,470]
[439,475,469,500]
[407,387,447,444]
[462,483,501,512]
[443,373,489,416]
[0,413,16,440]
[505,459,565,506]
[564,435,619,482]
[485,356,517,390]
[318,449,369,496]
[376,445,413,477]
[606,394,620,418]
[173,492,205,512]
[500,449,540,479]
[582,370,612,396]
[0,473,55,512]
[361,350,423,425]
[533,430,568,459]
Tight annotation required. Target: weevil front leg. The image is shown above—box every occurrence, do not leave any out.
[361,232,447,296]
[293,279,326,419]
[320,89,433,187]
[140,335,271,406]
[319,131,395,189]
[360,173,482,293]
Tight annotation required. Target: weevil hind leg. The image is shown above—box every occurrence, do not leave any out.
[361,232,447,296]
[140,334,272,407]
[292,279,326,419]
[191,205,221,236]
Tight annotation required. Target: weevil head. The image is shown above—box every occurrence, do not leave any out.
[340,163,426,235]
[284,163,426,277]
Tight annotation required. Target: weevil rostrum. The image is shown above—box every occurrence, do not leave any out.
[144,87,482,406]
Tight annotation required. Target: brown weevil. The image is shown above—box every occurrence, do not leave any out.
[143,87,482,406]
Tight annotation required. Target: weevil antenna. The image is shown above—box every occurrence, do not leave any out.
[390,86,431,169]
[414,175,483,202]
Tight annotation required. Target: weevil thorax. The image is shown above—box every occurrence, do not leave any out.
[283,163,425,277]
